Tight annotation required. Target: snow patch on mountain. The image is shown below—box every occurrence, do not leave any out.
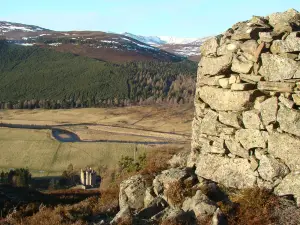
[122,32,211,46]
[0,21,49,33]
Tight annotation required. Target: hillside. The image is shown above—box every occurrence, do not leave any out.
[123,32,211,61]
[1,22,185,63]
[0,41,196,108]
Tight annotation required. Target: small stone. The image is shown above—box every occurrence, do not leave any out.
[229,74,241,84]
[258,155,289,181]
[259,32,274,42]
[253,62,261,75]
[268,132,300,171]
[239,74,263,83]
[153,168,191,196]
[200,37,219,56]
[231,55,254,74]
[292,94,300,105]
[260,97,278,126]
[258,81,295,92]
[277,103,300,136]
[242,110,262,129]
[235,129,266,150]
[225,139,249,158]
[199,54,233,76]
[219,127,236,135]
[259,53,299,81]
[268,8,299,28]
[218,111,241,128]
[119,175,148,210]
[217,41,241,56]
[182,190,217,217]
[275,172,300,207]
[250,156,259,171]
[218,78,231,88]
[271,32,300,54]
[254,96,267,110]
[279,95,294,108]
[198,75,226,86]
[195,154,257,189]
[241,40,259,55]
[254,148,267,160]
[231,22,267,40]
[231,83,256,91]
[198,86,254,111]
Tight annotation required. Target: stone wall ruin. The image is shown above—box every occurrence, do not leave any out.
[189,8,300,204]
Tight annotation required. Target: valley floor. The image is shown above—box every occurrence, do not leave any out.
[0,105,193,176]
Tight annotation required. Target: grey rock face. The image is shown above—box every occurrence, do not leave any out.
[277,104,300,136]
[195,154,257,189]
[198,86,253,111]
[241,40,259,55]
[217,41,241,55]
[231,83,256,91]
[190,8,300,204]
[239,74,263,83]
[257,155,290,181]
[199,54,233,76]
[268,132,300,171]
[271,32,300,54]
[235,129,266,150]
[275,172,300,206]
[268,8,299,28]
[200,37,219,56]
[218,111,241,128]
[231,22,267,40]
[225,139,249,158]
[231,55,254,74]
[258,81,295,92]
[119,175,147,210]
[279,95,294,108]
[153,168,191,196]
[137,197,168,220]
[198,75,225,86]
[259,53,299,81]
[259,32,274,43]
[182,190,217,217]
[260,97,278,126]
[110,206,132,225]
[242,110,262,129]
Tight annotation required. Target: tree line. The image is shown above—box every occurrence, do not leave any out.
[0,41,197,109]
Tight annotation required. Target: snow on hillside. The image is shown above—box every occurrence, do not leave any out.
[122,32,212,57]
[0,21,48,33]
[122,32,211,46]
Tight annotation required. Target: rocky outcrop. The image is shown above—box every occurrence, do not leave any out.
[119,175,148,210]
[192,8,300,202]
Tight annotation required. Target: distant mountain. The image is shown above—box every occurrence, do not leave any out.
[122,32,209,45]
[122,32,211,60]
[0,21,50,33]
[0,21,184,63]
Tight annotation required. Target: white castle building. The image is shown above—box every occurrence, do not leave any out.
[80,167,97,187]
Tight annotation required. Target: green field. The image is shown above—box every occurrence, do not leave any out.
[0,105,193,177]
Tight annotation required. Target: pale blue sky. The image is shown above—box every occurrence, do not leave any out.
[1,0,299,37]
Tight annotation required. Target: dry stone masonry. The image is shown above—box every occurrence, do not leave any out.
[190,8,300,204]
[110,9,300,224]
